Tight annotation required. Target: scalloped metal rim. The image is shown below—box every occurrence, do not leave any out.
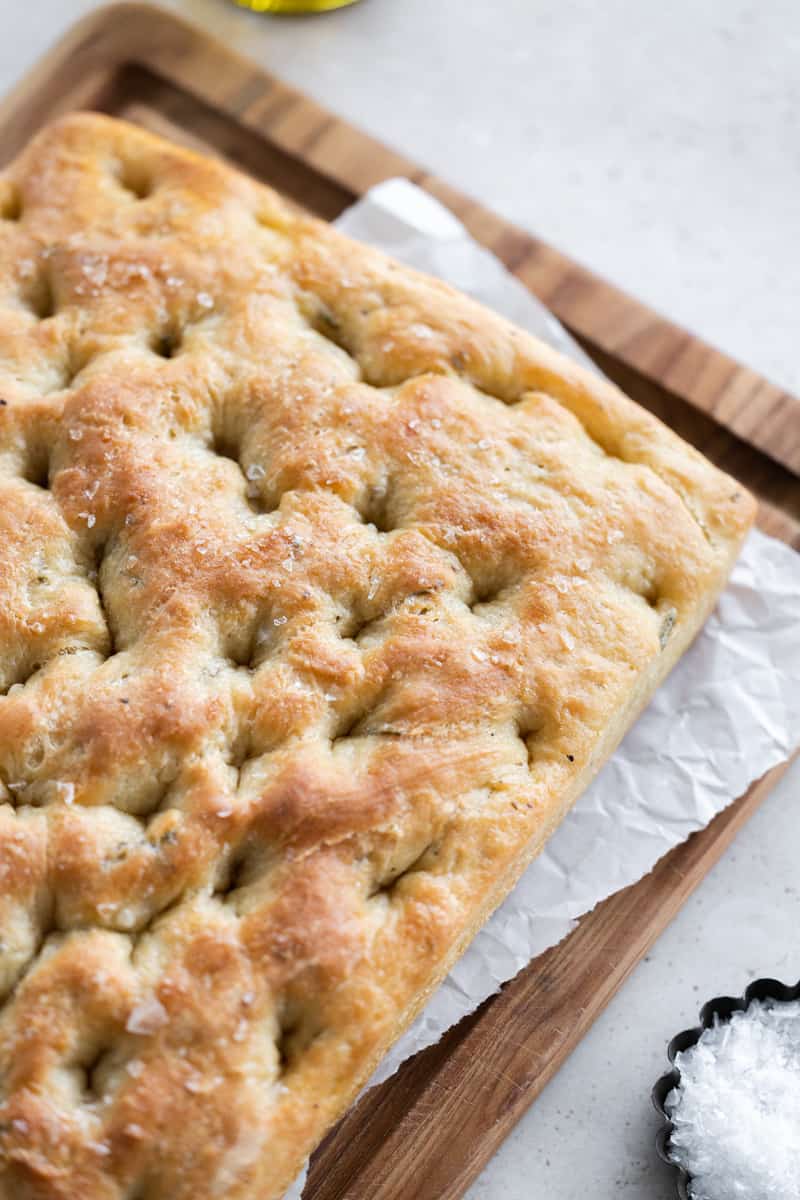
[651,976,800,1199]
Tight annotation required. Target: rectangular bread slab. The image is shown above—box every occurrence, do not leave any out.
[0,113,755,1200]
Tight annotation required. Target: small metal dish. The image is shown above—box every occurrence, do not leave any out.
[652,976,800,1199]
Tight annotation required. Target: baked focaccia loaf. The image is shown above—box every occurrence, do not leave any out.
[0,113,754,1199]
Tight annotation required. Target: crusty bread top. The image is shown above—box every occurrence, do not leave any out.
[0,114,754,1200]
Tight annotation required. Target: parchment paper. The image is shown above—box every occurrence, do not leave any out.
[285,180,800,1197]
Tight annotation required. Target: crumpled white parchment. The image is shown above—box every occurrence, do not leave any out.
[283,180,800,1197]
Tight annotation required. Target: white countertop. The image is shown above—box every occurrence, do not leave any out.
[1,2,797,1197]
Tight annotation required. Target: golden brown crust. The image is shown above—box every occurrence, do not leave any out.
[0,113,755,1199]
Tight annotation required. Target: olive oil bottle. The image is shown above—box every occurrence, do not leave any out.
[233,0,359,11]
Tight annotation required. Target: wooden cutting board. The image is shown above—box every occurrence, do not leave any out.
[1,8,797,1198]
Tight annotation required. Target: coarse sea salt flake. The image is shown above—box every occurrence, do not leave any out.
[117,907,138,930]
[666,999,800,1200]
[126,997,168,1036]
[81,256,108,290]
[53,781,75,805]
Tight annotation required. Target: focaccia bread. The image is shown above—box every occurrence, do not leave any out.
[0,114,755,1199]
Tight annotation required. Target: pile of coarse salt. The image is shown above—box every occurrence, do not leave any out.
[666,999,800,1200]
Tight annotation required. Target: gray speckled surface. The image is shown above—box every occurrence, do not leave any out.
[1,3,797,1197]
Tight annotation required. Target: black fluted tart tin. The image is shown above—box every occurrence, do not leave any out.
[651,976,800,1200]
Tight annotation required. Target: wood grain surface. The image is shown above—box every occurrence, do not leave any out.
[0,7,796,1198]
